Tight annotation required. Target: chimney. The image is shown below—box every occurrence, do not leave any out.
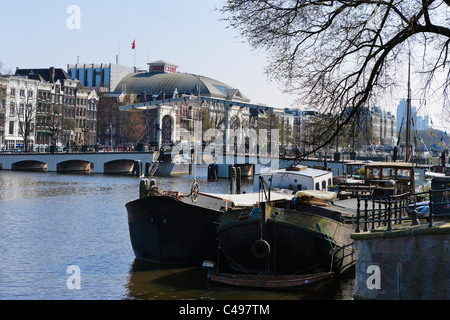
[50,67,56,83]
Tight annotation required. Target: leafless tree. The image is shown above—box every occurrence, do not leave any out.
[17,83,36,152]
[220,0,450,156]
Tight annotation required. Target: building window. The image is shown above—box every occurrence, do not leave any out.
[104,68,110,88]
[70,68,77,80]
[86,68,93,87]
[95,68,102,86]
[78,69,85,86]
[9,121,14,135]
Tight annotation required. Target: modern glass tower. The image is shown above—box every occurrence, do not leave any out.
[67,63,135,92]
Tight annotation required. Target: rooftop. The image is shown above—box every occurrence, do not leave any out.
[15,67,71,83]
[115,60,251,103]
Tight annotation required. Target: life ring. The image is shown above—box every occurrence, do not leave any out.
[190,181,199,202]
[177,192,183,200]
[252,239,271,259]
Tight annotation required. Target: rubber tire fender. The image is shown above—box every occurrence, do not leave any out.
[252,239,271,259]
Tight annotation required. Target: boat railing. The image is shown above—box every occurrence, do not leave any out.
[355,187,450,232]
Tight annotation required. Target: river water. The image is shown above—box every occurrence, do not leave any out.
[0,169,354,301]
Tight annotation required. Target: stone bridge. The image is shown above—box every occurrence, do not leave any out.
[0,150,293,177]
[0,151,160,175]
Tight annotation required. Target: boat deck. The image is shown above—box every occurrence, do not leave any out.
[200,189,360,216]
[200,190,295,207]
[333,198,359,214]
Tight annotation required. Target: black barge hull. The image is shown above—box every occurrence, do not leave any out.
[217,204,355,275]
[126,195,223,265]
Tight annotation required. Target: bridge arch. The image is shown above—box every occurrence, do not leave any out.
[57,160,93,173]
[104,159,135,175]
[11,160,47,172]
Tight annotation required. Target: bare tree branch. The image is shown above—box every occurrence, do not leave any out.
[220,0,450,157]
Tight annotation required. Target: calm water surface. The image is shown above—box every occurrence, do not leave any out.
[0,170,354,300]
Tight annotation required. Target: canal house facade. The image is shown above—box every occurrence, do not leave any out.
[0,68,99,151]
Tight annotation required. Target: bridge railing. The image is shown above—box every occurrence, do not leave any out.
[1,145,147,154]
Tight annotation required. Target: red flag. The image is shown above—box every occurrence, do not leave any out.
[132,40,135,49]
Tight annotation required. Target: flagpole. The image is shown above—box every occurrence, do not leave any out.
[132,39,136,69]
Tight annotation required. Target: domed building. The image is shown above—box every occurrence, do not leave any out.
[117,60,270,150]
[116,60,251,103]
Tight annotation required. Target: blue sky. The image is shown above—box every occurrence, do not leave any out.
[0,0,447,127]
[0,0,296,109]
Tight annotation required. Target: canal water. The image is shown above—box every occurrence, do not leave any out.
[0,169,354,301]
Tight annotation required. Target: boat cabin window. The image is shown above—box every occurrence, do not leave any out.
[397,169,411,179]
[383,168,395,178]
[315,182,320,190]
[368,168,380,179]
[322,181,326,190]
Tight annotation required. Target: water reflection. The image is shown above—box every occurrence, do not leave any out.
[0,171,124,201]
[125,259,355,300]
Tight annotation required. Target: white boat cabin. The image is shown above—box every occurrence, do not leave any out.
[253,165,333,192]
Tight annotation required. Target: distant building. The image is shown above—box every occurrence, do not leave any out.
[416,113,430,131]
[0,67,99,150]
[342,105,396,147]
[283,108,318,144]
[15,67,72,83]
[0,82,5,147]
[115,60,255,148]
[0,76,40,150]
[367,106,396,146]
[73,87,99,146]
[396,98,430,132]
[116,60,251,103]
[67,63,135,92]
